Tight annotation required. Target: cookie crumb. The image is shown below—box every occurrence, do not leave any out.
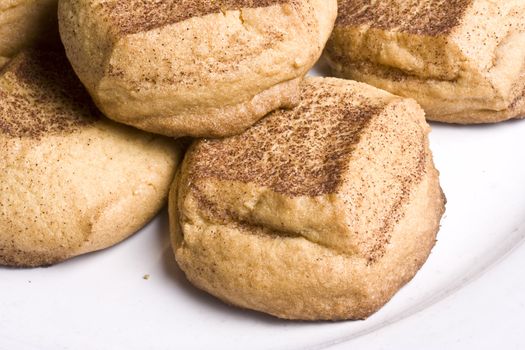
[143,274,150,280]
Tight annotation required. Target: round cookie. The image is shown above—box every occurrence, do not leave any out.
[58,0,338,137]
[0,49,180,267]
[170,77,446,320]
[0,0,59,69]
[324,0,525,124]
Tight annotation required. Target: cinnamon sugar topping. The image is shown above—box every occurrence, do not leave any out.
[0,50,100,139]
[337,0,472,36]
[99,0,292,35]
[190,82,383,197]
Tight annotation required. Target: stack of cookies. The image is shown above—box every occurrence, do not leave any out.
[1,0,523,321]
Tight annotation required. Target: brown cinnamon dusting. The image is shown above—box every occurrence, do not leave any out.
[509,85,525,110]
[99,0,292,35]
[337,0,472,36]
[0,50,100,138]
[367,144,427,262]
[190,83,381,197]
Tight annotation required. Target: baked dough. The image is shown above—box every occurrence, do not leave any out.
[0,0,59,69]
[325,0,525,124]
[0,49,180,267]
[58,0,337,137]
[170,77,445,320]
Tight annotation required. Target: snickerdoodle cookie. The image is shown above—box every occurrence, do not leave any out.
[325,0,525,124]
[0,0,59,69]
[0,49,180,267]
[58,0,337,137]
[170,77,445,320]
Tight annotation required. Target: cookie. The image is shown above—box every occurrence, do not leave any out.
[0,0,59,68]
[58,0,338,137]
[0,49,180,267]
[170,77,445,320]
[324,0,525,124]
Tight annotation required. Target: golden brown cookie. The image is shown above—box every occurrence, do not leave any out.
[170,77,445,320]
[0,49,180,267]
[58,0,338,137]
[325,0,525,124]
[0,0,59,69]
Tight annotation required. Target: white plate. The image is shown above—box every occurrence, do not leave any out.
[1,65,525,350]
